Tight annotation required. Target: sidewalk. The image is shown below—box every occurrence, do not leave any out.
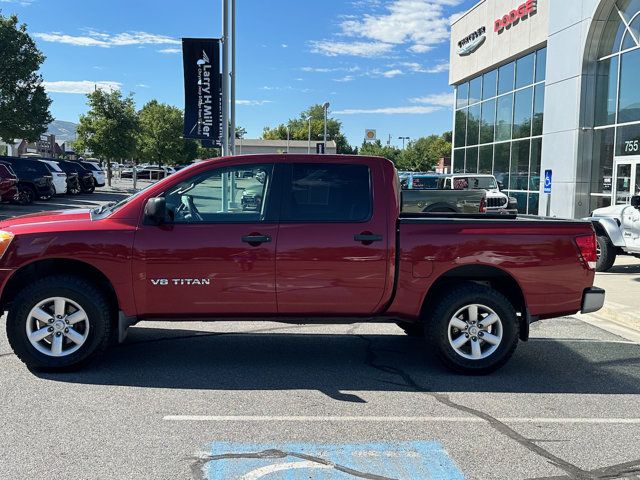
[577,255,640,342]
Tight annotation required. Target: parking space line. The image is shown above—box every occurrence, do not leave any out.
[164,415,640,424]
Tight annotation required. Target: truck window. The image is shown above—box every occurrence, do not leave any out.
[163,164,273,223]
[280,163,371,222]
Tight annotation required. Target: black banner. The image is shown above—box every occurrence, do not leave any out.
[182,38,222,143]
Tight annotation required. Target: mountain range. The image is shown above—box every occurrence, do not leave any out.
[47,120,77,143]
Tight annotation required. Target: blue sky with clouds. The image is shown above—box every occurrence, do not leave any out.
[1,0,475,149]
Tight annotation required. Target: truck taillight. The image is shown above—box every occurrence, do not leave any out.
[575,234,597,271]
[479,196,487,213]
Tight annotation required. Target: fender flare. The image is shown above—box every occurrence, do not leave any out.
[587,217,626,247]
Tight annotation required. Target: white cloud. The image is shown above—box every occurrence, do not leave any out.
[383,69,403,78]
[33,30,180,48]
[333,75,355,82]
[136,84,150,88]
[281,43,288,48]
[400,61,450,74]
[157,48,181,54]
[42,80,122,94]
[334,106,441,115]
[310,40,394,57]
[312,0,463,57]
[236,100,273,106]
[0,0,34,5]
[410,92,454,107]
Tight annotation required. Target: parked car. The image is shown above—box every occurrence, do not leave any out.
[0,155,603,374]
[401,173,487,214]
[0,164,19,203]
[439,174,518,214]
[38,159,68,195]
[78,161,105,187]
[122,166,168,180]
[0,156,54,203]
[56,160,95,194]
[587,195,640,271]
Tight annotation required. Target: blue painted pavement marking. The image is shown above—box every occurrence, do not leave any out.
[205,441,464,479]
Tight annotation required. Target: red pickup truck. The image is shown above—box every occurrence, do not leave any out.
[0,155,604,374]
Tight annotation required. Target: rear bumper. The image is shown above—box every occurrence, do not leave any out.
[581,287,605,314]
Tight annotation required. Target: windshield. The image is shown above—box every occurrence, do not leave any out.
[452,176,498,190]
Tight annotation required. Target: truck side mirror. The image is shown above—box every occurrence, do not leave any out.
[144,197,166,225]
[497,181,504,192]
[631,195,640,209]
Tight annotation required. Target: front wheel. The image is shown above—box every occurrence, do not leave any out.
[82,184,95,194]
[596,234,616,272]
[6,275,113,371]
[426,284,519,374]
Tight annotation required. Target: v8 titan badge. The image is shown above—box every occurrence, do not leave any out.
[203,442,464,479]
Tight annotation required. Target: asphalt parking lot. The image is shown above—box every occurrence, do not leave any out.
[0,189,639,479]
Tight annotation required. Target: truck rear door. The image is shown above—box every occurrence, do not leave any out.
[275,160,389,315]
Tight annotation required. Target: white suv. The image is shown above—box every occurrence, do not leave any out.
[79,161,106,187]
[38,159,67,195]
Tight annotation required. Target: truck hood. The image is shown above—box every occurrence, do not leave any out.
[0,209,92,231]
[591,204,629,219]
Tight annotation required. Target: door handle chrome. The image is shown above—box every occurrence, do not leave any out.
[242,235,271,246]
[354,233,383,244]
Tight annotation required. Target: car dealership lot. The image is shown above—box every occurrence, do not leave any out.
[0,316,639,479]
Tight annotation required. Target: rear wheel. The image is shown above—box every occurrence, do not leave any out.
[426,283,519,374]
[596,234,616,272]
[82,183,95,194]
[6,275,113,371]
[18,186,35,205]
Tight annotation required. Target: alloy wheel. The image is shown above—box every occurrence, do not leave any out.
[447,304,503,360]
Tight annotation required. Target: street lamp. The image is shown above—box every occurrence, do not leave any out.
[307,115,312,154]
[323,102,330,153]
[398,136,410,149]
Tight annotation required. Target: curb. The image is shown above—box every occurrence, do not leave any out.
[576,312,640,344]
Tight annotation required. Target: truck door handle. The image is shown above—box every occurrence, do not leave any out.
[242,234,271,246]
[354,233,383,244]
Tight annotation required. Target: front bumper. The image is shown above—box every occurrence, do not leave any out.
[581,287,605,314]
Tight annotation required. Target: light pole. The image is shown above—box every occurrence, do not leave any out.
[286,124,290,153]
[307,115,312,154]
[322,102,330,153]
[398,136,410,149]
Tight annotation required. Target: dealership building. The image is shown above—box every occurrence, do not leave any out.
[450,0,640,217]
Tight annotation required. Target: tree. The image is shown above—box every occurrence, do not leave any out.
[262,104,355,154]
[137,100,196,166]
[398,134,452,172]
[359,140,402,164]
[74,89,138,186]
[0,13,53,143]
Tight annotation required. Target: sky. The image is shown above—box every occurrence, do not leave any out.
[1,0,476,149]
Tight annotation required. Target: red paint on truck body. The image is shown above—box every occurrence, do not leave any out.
[0,155,596,324]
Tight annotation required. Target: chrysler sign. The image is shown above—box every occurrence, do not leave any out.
[457,26,486,56]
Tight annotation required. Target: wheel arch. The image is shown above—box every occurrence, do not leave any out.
[590,218,625,247]
[420,264,528,341]
[1,258,120,316]
[422,202,459,213]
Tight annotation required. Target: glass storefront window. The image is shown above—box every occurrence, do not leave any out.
[593,128,614,195]
[465,147,479,173]
[511,192,528,214]
[590,195,612,213]
[618,48,640,123]
[595,57,618,126]
[453,149,466,174]
[494,142,510,189]
[516,53,535,89]
[456,82,469,109]
[483,70,497,100]
[615,122,640,156]
[535,48,546,83]
[598,5,627,57]
[498,62,515,95]
[469,76,482,105]
[528,193,539,215]
[532,84,545,136]
[510,140,530,190]
[530,138,542,191]
[496,94,513,141]
[480,99,496,144]
[455,109,467,148]
[513,87,533,139]
[479,145,493,174]
[467,104,481,146]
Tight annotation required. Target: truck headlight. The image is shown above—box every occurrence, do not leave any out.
[0,231,15,259]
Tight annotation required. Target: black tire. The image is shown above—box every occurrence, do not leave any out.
[19,186,35,205]
[39,189,54,201]
[596,234,616,272]
[69,184,82,195]
[426,283,519,375]
[396,322,425,337]
[6,275,113,371]
[82,183,95,194]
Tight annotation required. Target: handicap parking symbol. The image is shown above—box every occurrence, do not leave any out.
[205,441,464,479]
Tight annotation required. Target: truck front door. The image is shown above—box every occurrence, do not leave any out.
[132,163,278,316]
[275,161,389,315]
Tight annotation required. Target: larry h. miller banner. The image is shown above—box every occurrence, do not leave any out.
[182,38,222,144]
